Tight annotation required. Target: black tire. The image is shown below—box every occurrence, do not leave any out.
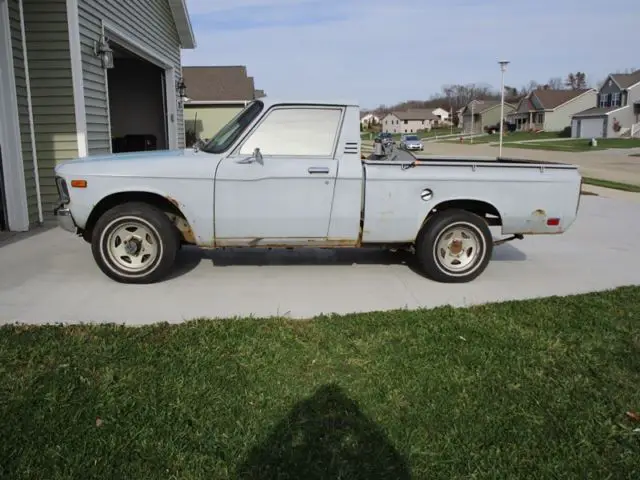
[91,202,179,284]
[415,209,493,283]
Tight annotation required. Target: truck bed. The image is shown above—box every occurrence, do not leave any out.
[365,149,577,168]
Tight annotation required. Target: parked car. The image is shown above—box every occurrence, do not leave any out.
[485,121,517,134]
[399,134,424,151]
[54,98,583,285]
[375,132,392,145]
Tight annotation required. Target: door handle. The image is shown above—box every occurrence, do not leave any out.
[308,167,330,174]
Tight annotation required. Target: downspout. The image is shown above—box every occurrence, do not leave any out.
[18,0,43,224]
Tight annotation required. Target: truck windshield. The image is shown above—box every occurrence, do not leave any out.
[201,101,264,154]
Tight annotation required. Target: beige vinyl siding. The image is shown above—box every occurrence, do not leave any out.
[544,91,598,132]
[22,0,77,218]
[8,0,39,224]
[77,0,184,155]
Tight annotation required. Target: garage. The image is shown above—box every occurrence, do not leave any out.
[107,45,168,153]
[574,117,605,138]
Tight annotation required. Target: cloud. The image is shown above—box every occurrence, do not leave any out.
[182,0,640,108]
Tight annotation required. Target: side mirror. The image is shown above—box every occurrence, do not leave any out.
[253,147,263,164]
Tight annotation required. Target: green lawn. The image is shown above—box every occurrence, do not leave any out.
[504,138,640,152]
[444,131,566,145]
[1,287,639,479]
[583,177,640,193]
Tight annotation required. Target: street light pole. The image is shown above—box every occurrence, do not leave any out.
[498,60,510,158]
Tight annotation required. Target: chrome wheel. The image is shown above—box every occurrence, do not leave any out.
[433,222,483,273]
[104,218,161,273]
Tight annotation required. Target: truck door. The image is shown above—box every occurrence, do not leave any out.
[214,105,343,244]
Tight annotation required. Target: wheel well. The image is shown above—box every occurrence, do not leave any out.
[427,199,502,226]
[81,192,195,244]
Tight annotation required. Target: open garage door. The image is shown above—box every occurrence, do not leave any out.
[107,44,168,153]
[577,118,605,138]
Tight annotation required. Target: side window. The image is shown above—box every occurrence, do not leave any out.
[239,107,342,156]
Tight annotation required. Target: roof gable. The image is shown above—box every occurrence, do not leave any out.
[532,88,594,109]
[602,70,640,91]
[394,109,438,121]
[182,66,257,102]
[168,0,196,49]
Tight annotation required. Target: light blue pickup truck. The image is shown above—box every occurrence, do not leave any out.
[54,97,583,285]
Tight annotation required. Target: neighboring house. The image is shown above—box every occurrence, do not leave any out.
[0,0,195,232]
[360,112,381,128]
[460,100,515,134]
[507,88,597,132]
[571,70,640,138]
[182,66,263,144]
[382,110,439,133]
[432,107,450,124]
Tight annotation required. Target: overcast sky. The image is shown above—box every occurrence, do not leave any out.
[181,0,639,109]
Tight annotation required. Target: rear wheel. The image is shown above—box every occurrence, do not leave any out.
[415,209,493,283]
[91,202,179,284]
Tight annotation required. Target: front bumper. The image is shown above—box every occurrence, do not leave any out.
[54,204,77,233]
[406,144,423,150]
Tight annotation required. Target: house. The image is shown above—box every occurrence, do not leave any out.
[431,107,450,124]
[507,88,597,132]
[0,0,195,232]
[182,66,263,146]
[382,110,439,134]
[360,112,381,128]
[460,100,515,134]
[570,70,640,138]
[455,107,465,127]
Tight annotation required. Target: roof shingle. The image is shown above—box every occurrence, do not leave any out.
[393,109,439,121]
[182,66,257,102]
[532,88,592,109]
[610,70,640,89]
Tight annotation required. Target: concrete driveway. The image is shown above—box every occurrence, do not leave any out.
[0,194,639,325]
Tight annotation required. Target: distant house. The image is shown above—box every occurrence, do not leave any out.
[460,100,515,134]
[570,70,640,138]
[507,88,597,132]
[431,107,450,124]
[182,66,265,144]
[360,112,381,128]
[382,110,439,133]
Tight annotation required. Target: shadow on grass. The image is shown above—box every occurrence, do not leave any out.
[236,384,411,480]
[168,243,526,280]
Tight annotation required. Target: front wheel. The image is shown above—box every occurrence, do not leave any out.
[414,209,493,283]
[91,202,179,284]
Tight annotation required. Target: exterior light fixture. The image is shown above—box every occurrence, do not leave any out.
[94,36,114,69]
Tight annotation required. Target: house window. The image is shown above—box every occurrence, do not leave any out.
[240,107,342,157]
[611,92,621,107]
[404,120,408,124]
[599,94,610,108]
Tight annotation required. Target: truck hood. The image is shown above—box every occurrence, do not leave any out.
[54,148,212,178]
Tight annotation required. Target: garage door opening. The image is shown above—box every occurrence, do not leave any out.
[107,44,168,153]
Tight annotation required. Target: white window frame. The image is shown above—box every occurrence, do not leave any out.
[0,0,29,231]
[235,105,344,158]
[611,92,621,107]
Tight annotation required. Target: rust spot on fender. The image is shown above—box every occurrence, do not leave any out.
[166,196,181,209]
[532,209,546,216]
[166,213,196,244]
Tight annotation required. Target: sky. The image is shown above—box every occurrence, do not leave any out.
[181,0,640,109]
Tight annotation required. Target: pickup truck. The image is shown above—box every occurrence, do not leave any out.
[54,98,583,284]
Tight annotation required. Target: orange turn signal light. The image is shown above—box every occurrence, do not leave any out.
[70,179,87,188]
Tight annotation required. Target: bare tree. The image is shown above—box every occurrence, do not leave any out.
[520,80,539,95]
[547,77,564,89]
[565,72,587,89]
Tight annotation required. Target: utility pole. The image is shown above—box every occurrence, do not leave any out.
[498,60,510,158]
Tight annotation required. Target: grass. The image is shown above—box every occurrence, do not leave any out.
[445,131,566,144]
[583,177,640,193]
[503,138,640,152]
[1,287,640,479]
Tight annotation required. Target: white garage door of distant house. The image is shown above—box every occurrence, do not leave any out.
[575,118,605,138]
